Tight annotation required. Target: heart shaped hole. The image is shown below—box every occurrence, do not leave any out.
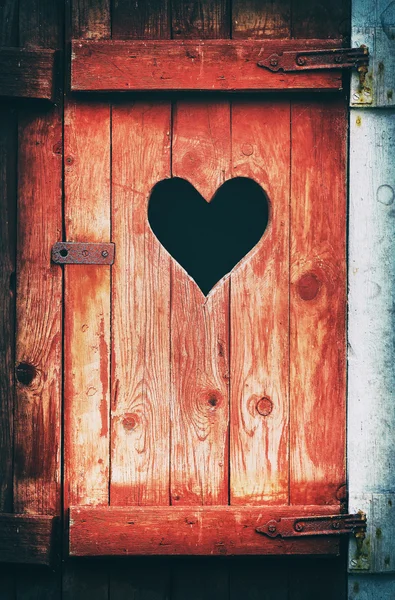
[148,177,270,296]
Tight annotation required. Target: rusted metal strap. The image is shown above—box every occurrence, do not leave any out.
[256,512,367,538]
[258,47,369,72]
[52,242,115,265]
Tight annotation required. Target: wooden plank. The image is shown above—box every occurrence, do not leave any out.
[348,109,395,575]
[230,99,290,505]
[349,574,395,600]
[0,108,16,514]
[14,109,62,516]
[0,47,56,100]
[71,0,110,39]
[0,514,56,565]
[292,0,350,38]
[170,100,230,506]
[64,100,111,509]
[232,0,291,39]
[69,505,341,556]
[171,0,230,38]
[110,101,171,506]
[71,39,344,92]
[289,99,347,506]
[0,0,17,518]
[112,0,169,39]
[14,1,62,594]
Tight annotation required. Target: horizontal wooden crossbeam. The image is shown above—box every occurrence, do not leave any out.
[0,47,57,100]
[0,514,57,565]
[69,505,341,556]
[71,39,345,93]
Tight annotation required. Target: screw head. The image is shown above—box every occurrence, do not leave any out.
[295,522,304,532]
[270,57,278,67]
[297,56,306,66]
[102,250,109,258]
[268,524,277,534]
[82,249,89,257]
[332,521,341,530]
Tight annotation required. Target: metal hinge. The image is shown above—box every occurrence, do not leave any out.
[51,242,115,265]
[257,46,369,75]
[256,512,367,538]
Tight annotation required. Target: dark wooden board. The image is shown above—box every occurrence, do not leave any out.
[69,505,341,556]
[71,39,344,92]
[0,47,56,100]
[0,513,56,565]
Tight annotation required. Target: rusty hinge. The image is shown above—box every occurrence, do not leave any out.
[256,512,367,538]
[51,242,115,265]
[258,46,369,74]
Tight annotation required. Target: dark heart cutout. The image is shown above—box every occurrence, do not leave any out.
[148,177,269,296]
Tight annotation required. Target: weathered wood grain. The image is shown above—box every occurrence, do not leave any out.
[348,109,395,575]
[13,1,62,595]
[0,513,56,565]
[172,0,230,38]
[230,100,290,505]
[232,0,291,38]
[170,100,230,506]
[72,0,110,39]
[289,99,346,506]
[71,39,344,92]
[0,0,17,520]
[292,0,350,39]
[0,47,56,100]
[14,108,63,516]
[64,100,111,509]
[111,101,171,506]
[69,505,341,556]
[112,0,169,39]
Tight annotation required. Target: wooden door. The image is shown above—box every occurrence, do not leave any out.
[64,88,346,557]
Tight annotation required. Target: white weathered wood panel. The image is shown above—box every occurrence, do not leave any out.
[348,106,395,577]
[349,574,395,599]
[350,0,395,107]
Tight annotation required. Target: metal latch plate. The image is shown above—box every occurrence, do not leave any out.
[258,47,369,72]
[257,512,367,538]
[51,242,115,265]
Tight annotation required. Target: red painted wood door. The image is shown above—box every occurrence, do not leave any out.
[64,81,346,555]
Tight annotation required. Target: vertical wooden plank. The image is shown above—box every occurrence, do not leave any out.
[0,0,18,516]
[291,0,350,38]
[232,0,291,38]
[230,100,290,505]
[110,3,171,596]
[15,0,62,518]
[170,100,230,507]
[171,0,230,38]
[110,100,171,506]
[289,99,346,506]
[348,109,395,576]
[72,0,110,39]
[64,100,111,509]
[65,9,111,600]
[112,0,169,39]
[14,1,62,598]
